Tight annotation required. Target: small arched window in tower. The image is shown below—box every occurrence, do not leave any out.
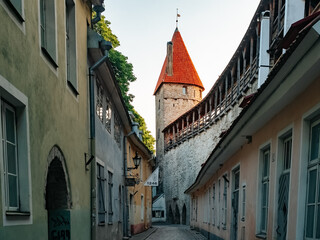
[194,90,196,97]
[199,90,202,98]
[182,86,187,95]
[158,99,160,110]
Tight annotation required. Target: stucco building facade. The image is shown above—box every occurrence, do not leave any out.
[0,0,92,239]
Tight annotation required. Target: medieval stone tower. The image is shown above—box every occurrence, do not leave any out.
[154,28,204,223]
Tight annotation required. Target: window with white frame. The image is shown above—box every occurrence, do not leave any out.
[2,102,19,211]
[305,117,320,239]
[212,184,216,225]
[40,0,57,66]
[97,163,106,224]
[260,147,270,235]
[105,96,112,133]
[182,86,187,95]
[96,82,104,122]
[4,0,24,21]
[223,174,228,229]
[242,185,246,221]
[283,135,292,171]
[0,81,31,224]
[208,187,211,224]
[96,81,113,134]
[114,113,121,147]
[141,195,144,221]
[218,179,221,228]
[65,0,77,94]
[108,171,113,223]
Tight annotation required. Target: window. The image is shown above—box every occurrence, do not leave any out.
[0,77,31,225]
[182,86,187,95]
[152,210,164,218]
[283,135,292,171]
[218,179,221,228]
[223,174,228,229]
[40,0,57,67]
[105,97,112,133]
[260,147,270,235]
[118,186,122,222]
[2,102,19,211]
[114,113,121,147]
[305,118,320,239]
[97,164,106,224]
[212,184,215,225]
[65,0,77,94]
[242,185,246,221]
[108,171,113,223]
[96,82,103,122]
[4,0,24,21]
[96,81,113,133]
[141,195,144,221]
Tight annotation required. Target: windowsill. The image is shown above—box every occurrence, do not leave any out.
[6,210,30,217]
[41,47,58,69]
[256,233,267,239]
[4,0,25,22]
[241,217,245,222]
[67,80,79,96]
[108,222,113,225]
[98,222,105,226]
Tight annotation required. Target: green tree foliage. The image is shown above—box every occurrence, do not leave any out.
[92,13,155,153]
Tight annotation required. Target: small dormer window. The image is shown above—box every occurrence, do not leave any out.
[182,86,187,95]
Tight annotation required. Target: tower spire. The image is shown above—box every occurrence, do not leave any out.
[176,8,180,29]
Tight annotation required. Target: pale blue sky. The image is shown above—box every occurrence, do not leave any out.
[104,0,260,138]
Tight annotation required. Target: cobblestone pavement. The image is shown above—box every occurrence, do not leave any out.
[145,225,207,240]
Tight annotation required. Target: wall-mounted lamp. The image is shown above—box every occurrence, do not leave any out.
[127,152,141,170]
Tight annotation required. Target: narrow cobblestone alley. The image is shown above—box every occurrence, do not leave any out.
[131,225,207,240]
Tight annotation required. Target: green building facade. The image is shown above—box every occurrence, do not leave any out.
[0,0,93,239]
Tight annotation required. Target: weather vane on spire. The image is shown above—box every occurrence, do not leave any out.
[176,8,181,28]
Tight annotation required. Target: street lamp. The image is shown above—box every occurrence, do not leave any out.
[128,152,141,170]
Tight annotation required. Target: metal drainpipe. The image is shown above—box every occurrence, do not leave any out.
[123,131,134,239]
[89,49,110,240]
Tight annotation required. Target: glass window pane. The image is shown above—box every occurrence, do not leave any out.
[10,0,22,15]
[306,205,315,238]
[263,151,269,177]
[261,208,266,231]
[316,204,320,238]
[5,109,15,143]
[7,143,16,174]
[310,122,320,161]
[262,183,267,206]
[308,169,317,204]
[9,175,18,207]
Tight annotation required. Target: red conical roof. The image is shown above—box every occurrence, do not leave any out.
[153,28,204,95]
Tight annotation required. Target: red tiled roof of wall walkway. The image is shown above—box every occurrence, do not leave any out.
[153,28,205,95]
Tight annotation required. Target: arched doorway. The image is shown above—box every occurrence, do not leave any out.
[182,204,187,225]
[168,205,174,224]
[175,205,180,224]
[45,146,71,240]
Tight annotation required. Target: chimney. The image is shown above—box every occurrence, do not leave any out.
[166,41,173,76]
